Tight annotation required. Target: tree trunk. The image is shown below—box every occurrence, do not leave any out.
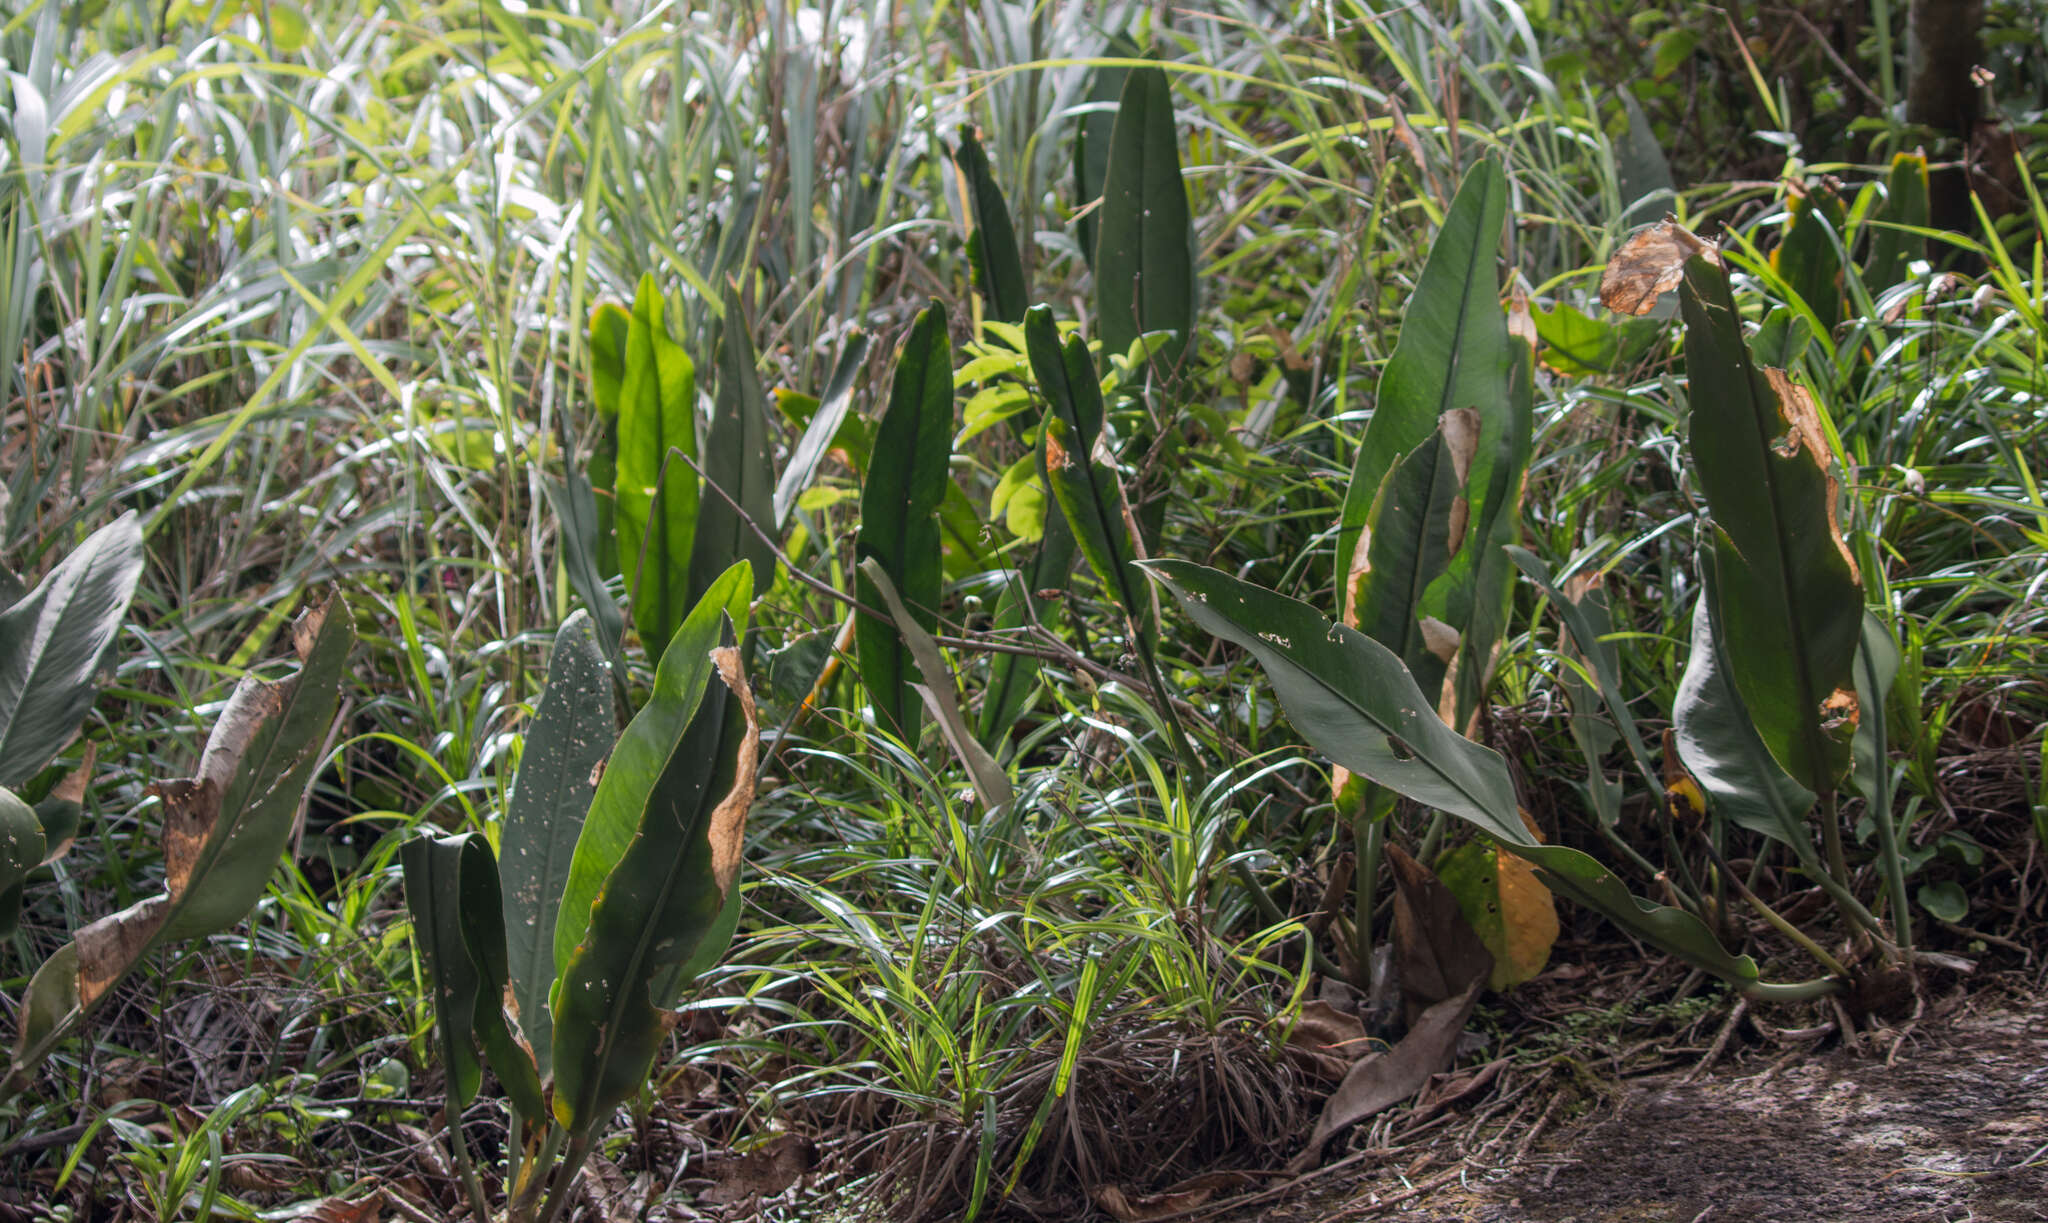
[1906,0,1984,135]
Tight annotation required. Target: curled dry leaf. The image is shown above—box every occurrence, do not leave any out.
[707,646,760,897]
[1282,999,1372,1082]
[290,1192,385,1223]
[1094,1173,1251,1222]
[1600,220,1718,315]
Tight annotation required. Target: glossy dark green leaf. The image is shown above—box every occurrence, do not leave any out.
[614,274,699,654]
[1350,429,1460,701]
[955,125,1028,325]
[1027,308,1151,648]
[1072,41,1134,270]
[1673,585,1815,845]
[1338,159,1511,626]
[1146,560,1760,987]
[1680,258,1862,792]
[690,285,779,601]
[498,612,612,1081]
[553,565,751,972]
[552,566,758,1131]
[402,832,543,1119]
[856,303,953,741]
[0,512,144,786]
[1093,65,1194,382]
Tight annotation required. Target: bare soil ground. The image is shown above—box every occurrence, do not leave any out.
[1226,992,2046,1223]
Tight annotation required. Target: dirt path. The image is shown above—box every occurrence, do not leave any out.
[1243,998,2047,1223]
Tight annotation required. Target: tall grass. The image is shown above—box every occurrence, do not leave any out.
[3,0,2041,1217]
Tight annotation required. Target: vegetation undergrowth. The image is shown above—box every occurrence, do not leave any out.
[0,0,2042,1219]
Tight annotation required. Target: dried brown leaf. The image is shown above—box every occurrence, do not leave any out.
[1283,1000,1373,1082]
[701,1133,814,1205]
[1600,220,1718,315]
[1094,1173,1249,1222]
[1389,844,1492,1027]
[290,1192,384,1223]
[707,646,760,896]
[1290,976,1486,1170]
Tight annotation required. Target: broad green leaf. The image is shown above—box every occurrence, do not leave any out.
[773,332,870,529]
[19,594,352,1053]
[1771,183,1845,331]
[0,786,42,937]
[614,275,700,654]
[1094,65,1195,383]
[587,301,631,578]
[1865,152,1929,290]
[1437,839,1557,989]
[955,125,1028,325]
[855,304,953,741]
[0,512,144,786]
[401,832,544,1120]
[498,612,612,1081]
[690,285,780,601]
[1338,159,1510,624]
[1673,585,1815,845]
[1916,881,1966,924]
[1071,41,1134,269]
[554,565,751,973]
[11,942,76,1074]
[1680,258,1862,792]
[1616,96,1676,226]
[990,454,1047,542]
[1350,427,1462,703]
[1146,561,1760,987]
[1438,344,1534,730]
[1027,308,1151,648]
[1532,301,1620,375]
[551,577,759,1131]
[938,478,996,580]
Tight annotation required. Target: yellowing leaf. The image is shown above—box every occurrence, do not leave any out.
[1437,832,1558,989]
